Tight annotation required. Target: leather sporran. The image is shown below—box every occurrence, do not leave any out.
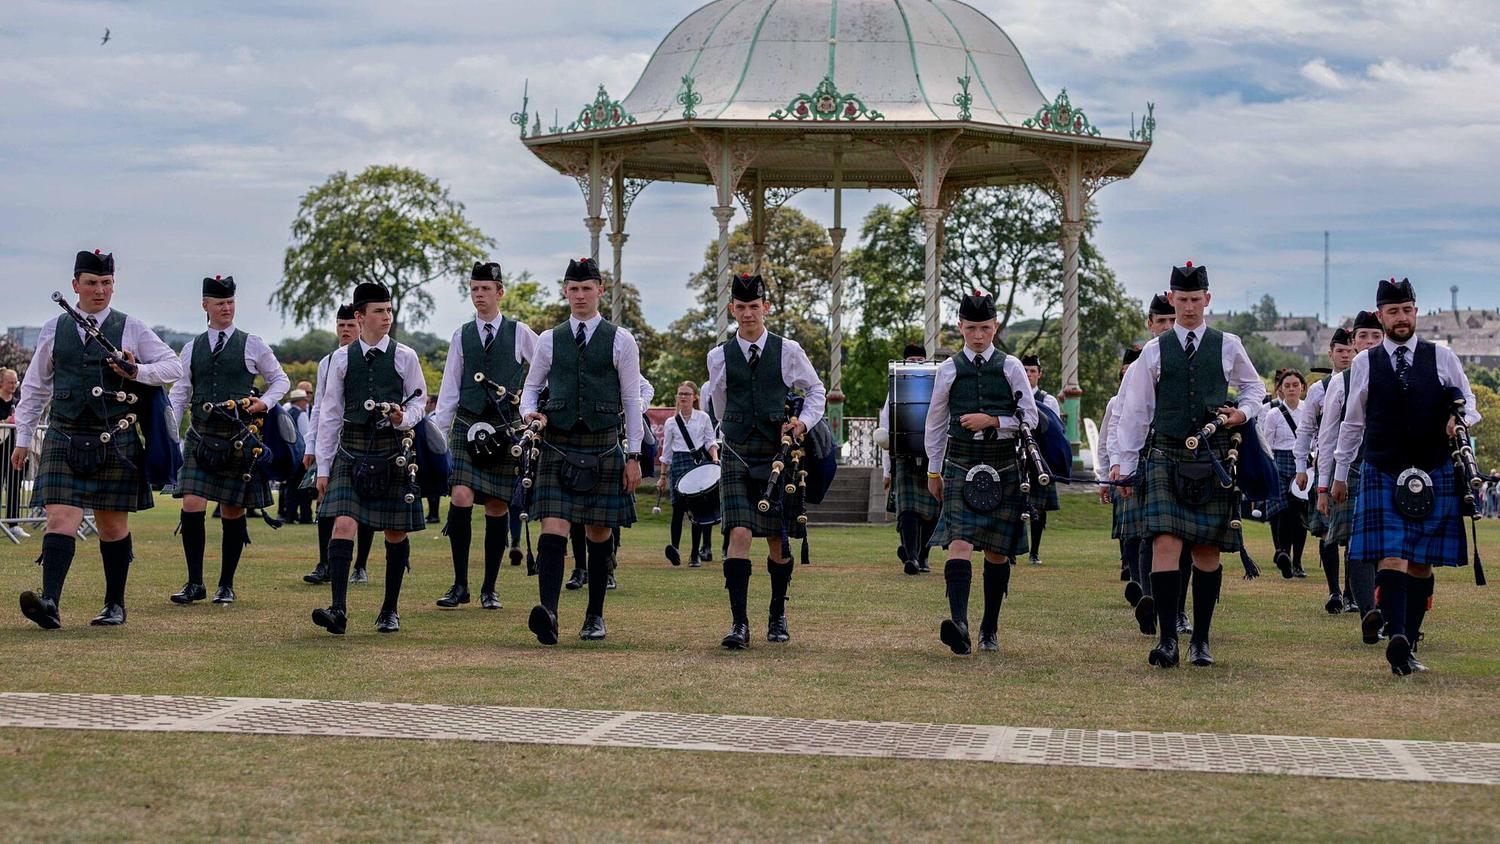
[961,464,1003,513]
[193,434,234,472]
[352,457,393,500]
[560,452,602,494]
[1394,468,1435,521]
[65,434,107,477]
[1171,460,1216,507]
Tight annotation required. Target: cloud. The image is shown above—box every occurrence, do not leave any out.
[1299,57,1346,89]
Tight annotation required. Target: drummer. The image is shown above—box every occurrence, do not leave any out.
[659,381,718,568]
[881,342,940,575]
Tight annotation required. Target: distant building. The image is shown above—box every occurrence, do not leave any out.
[7,326,42,350]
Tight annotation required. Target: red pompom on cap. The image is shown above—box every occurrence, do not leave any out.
[215,274,221,280]
[1184,260,1193,267]
[94,249,102,254]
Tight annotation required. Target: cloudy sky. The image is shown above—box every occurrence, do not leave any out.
[3,0,1498,344]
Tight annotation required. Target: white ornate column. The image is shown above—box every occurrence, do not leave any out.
[920,206,946,356]
[1059,149,1084,445]
[608,231,629,322]
[712,204,736,336]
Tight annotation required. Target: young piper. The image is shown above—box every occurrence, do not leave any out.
[310,281,429,635]
[1113,262,1265,668]
[707,273,827,649]
[923,292,1037,654]
[168,274,291,606]
[520,258,644,644]
[882,342,940,575]
[429,261,538,611]
[13,250,185,628]
[1021,354,1062,566]
[1330,278,1478,675]
[1294,328,1356,613]
[659,381,718,568]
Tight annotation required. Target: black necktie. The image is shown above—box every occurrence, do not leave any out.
[748,342,760,370]
[212,330,226,355]
[974,353,985,369]
[575,322,587,350]
[483,323,495,351]
[365,346,379,365]
[1395,345,1410,388]
[1184,331,1197,360]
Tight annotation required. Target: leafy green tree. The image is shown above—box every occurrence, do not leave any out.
[271,329,338,364]
[1470,384,1500,473]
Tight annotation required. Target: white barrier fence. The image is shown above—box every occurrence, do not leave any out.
[1,423,97,544]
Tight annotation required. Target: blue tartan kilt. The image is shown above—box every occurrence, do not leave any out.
[174,417,273,509]
[529,425,634,528]
[320,427,425,532]
[929,437,1030,557]
[1326,465,1361,546]
[1348,462,1465,567]
[668,451,700,505]
[891,455,942,520]
[447,408,521,504]
[32,421,155,513]
[1138,441,1242,552]
[720,436,790,538]
[1248,449,1296,519]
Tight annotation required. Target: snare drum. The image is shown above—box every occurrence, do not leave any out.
[889,362,937,458]
[678,463,722,525]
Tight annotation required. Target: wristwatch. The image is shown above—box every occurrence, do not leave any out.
[625,452,642,462]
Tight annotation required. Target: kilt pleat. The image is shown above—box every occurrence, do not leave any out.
[32,422,154,512]
[1348,462,1465,567]
[1112,448,1148,540]
[528,425,633,528]
[1137,441,1242,552]
[928,437,1029,557]
[320,426,425,532]
[1326,465,1362,546]
[891,456,941,520]
[447,407,521,504]
[720,437,790,538]
[174,417,273,508]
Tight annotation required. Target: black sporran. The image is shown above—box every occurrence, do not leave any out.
[65,434,107,477]
[193,434,234,472]
[1171,460,1216,507]
[560,452,602,494]
[961,464,1003,513]
[1394,468,1435,521]
[352,457,393,500]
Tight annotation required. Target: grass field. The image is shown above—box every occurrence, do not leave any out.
[3,493,1499,841]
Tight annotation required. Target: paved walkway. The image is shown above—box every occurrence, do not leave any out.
[2,692,1496,785]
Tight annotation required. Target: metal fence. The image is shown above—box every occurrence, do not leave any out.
[1,422,97,544]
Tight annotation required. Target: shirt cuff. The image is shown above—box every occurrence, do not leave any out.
[1119,456,1138,476]
[1333,464,1350,483]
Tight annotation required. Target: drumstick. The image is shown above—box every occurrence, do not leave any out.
[652,468,666,515]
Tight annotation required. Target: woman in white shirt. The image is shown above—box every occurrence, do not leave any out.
[1257,368,1309,578]
[657,381,719,567]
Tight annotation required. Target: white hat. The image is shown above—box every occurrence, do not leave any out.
[287,389,309,401]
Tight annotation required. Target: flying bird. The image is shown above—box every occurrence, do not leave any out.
[101,28,110,46]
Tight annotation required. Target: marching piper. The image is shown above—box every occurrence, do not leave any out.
[13,250,185,629]
[310,281,429,635]
[1021,354,1061,566]
[706,273,826,649]
[1113,262,1266,668]
[1330,278,1479,675]
[659,380,718,568]
[168,274,291,606]
[881,342,940,575]
[1294,328,1357,613]
[520,258,644,644]
[429,261,538,611]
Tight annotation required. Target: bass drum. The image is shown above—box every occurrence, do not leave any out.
[678,463,722,525]
[889,362,937,458]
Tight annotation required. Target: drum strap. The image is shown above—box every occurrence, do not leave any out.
[675,414,704,463]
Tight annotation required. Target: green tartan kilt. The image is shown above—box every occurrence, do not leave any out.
[529,425,633,528]
[32,422,154,512]
[174,417,273,508]
[1112,448,1148,540]
[1325,464,1361,546]
[447,408,521,504]
[1035,478,1061,512]
[320,427,425,532]
[721,436,790,538]
[1138,441,1242,552]
[890,456,942,520]
[929,437,1030,557]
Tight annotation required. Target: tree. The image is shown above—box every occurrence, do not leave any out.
[0,336,31,378]
[271,329,338,365]
[1469,383,1500,474]
[274,164,494,337]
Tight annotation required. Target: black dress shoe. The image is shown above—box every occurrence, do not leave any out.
[1188,639,1214,666]
[564,568,586,590]
[580,614,606,640]
[689,553,703,569]
[311,606,347,635]
[376,609,400,632]
[977,629,998,652]
[939,619,971,655]
[1176,612,1192,635]
[1361,609,1384,645]
[1386,634,1413,676]
[698,547,712,565]
[425,514,440,524]
[1343,594,1360,614]
[436,585,470,608]
[1148,636,1179,668]
[1292,563,1307,578]
[480,591,501,610]
[170,582,207,604]
[917,558,931,573]
[1124,581,1143,607]
[1134,595,1157,636]
[1324,593,1344,615]
[528,605,558,645]
[303,564,329,584]
[721,622,750,650]
[1274,550,1294,579]
[606,573,617,590]
[90,603,126,626]
[767,616,789,643]
[509,547,523,567]
[904,559,920,576]
[1407,654,1429,673]
[665,545,681,566]
[212,585,236,605]
[350,567,368,584]
[19,591,61,630]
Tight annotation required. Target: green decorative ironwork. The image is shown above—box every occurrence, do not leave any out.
[677,75,702,120]
[1130,102,1156,144]
[953,75,973,121]
[548,109,562,135]
[1022,89,1100,137]
[769,76,884,122]
[568,85,637,132]
[510,79,531,139]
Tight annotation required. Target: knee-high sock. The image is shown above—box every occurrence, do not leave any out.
[767,558,792,618]
[327,538,354,610]
[40,532,76,603]
[1177,546,1192,615]
[1029,511,1047,558]
[724,557,752,625]
[944,559,972,624]
[585,538,613,617]
[670,504,686,547]
[427,494,440,521]
[1150,569,1180,640]
[980,560,1011,634]
[483,514,507,592]
[355,523,374,570]
[100,534,133,606]
[1190,565,1222,644]
[381,539,409,614]
[181,510,207,585]
[317,516,333,568]
[1320,542,1342,595]
[690,522,704,556]
[535,533,567,614]
[1375,569,1409,638]
[569,522,587,571]
[1138,540,1154,597]
[219,516,248,588]
[918,517,937,563]
[1123,537,1142,584]
[1289,510,1308,565]
[446,504,473,587]
[1405,573,1434,642]
[1348,557,1377,615]
[896,512,918,559]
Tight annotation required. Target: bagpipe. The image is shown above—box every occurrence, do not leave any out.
[198,397,295,527]
[346,388,425,506]
[1013,391,1051,506]
[747,391,836,565]
[52,292,137,378]
[1446,387,1490,585]
[1179,407,1278,579]
[1032,400,1074,485]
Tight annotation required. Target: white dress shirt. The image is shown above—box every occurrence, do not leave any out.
[1316,371,1350,484]
[922,347,1038,468]
[168,325,291,431]
[1332,336,1479,482]
[1097,394,1120,483]
[430,313,539,434]
[314,335,428,477]
[657,408,716,464]
[284,402,312,442]
[704,328,827,432]
[14,307,184,448]
[1259,400,1300,451]
[1113,323,1266,476]
[304,350,338,460]
[1292,377,1329,473]
[519,314,644,452]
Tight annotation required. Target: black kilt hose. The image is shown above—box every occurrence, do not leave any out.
[1325,464,1361,546]
[447,407,521,504]
[321,426,426,532]
[721,436,788,538]
[530,425,634,528]
[929,437,1030,557]
[1137,441,1242,552]
[32,422,154,512]
[890,455,942,521]
[174,415,273,508]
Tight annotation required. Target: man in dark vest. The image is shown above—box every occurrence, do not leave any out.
[1112,262,1266,668]
[1021,354,1062,566]
[1331,278,1479,675]
[706,273,827,650]
[13,250,184,628]
[310,281,430,635]
[429,260,538,611]
[167,274,291,606]
[881,342,939,575]
[922,292,1038,655]
[519,258,645,645]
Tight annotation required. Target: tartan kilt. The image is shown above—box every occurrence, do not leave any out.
[1112,448,1148,540]
[721,436,787,538]
[320,427,425,532]
[529,425,632,528]
[891,456,942,520]
[668,451,699,505]
[1138,442,1242,552]
[1248,449,1296,519]
[447,408,521,504]
[1326,464,1362,546]
[929,437,1029,557]
[174,417,273,508]
[32,422,154,512]
[1348,462,1465,567]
